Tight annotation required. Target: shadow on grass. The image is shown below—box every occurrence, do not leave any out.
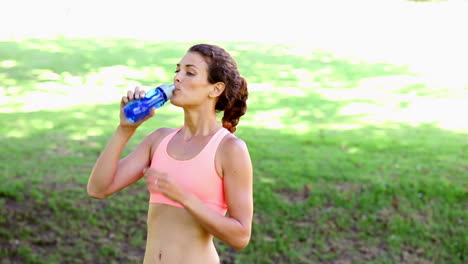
[0,97,466,263]
[0,38,411,98]
[221,42,411,88]
[0,38,187,92]
[0,38,466,263]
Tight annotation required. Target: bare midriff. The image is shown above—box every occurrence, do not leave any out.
[143,203,220,264]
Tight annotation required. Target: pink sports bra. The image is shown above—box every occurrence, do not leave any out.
[149,127,230,215]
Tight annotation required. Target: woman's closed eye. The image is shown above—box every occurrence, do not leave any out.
[174,69,195,76]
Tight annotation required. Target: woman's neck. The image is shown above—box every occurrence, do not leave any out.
[182,108,221,138]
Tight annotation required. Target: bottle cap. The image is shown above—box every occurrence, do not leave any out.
[160,84,175,99]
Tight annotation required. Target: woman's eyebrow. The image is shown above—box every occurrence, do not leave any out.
[176,63,199,69]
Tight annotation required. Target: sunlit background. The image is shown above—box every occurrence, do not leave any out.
[1,0,467,131]
[1,1,468,263]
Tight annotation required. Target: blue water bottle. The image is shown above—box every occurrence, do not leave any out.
[123,84,175,123]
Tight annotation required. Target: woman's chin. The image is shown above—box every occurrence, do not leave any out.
[169,99,183,107]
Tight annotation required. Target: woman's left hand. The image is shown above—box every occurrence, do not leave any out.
[144,168,190,204]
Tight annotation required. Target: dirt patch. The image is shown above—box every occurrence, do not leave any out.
[0,188,146,263]
[399,246,433,264]
[276,184,313,204]
[324,238,392,264]
[334,182,364,193]
[269,198,440,264]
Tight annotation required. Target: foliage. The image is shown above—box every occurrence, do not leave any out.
[0,38,466,263]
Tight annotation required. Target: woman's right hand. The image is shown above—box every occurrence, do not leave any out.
[119,86,156,128]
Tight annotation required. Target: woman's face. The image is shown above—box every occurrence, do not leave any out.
[171,51,212,107]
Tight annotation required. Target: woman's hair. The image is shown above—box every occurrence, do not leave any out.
[188,44,248,133]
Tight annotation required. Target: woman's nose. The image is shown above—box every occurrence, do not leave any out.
[174,72,182,83]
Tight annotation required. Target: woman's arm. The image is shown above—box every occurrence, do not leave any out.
[148,136,254,250]
[87,125,155,198]
[87,87,157,199]
[186,136,253,250]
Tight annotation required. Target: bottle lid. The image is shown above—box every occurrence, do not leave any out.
[160,84,175,99]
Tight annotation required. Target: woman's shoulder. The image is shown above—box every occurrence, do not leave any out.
[147,127,178,156]
[151,127,178,138]
[219,132,250,158]
[217,132,252,178]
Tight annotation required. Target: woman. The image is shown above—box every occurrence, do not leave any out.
[87,44,253,264]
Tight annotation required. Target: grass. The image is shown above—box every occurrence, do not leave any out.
[0,38,467,263]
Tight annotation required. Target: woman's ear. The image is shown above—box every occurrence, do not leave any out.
[209,82,225,98]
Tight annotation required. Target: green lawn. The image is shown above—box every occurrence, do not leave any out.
[0,38,466,263]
